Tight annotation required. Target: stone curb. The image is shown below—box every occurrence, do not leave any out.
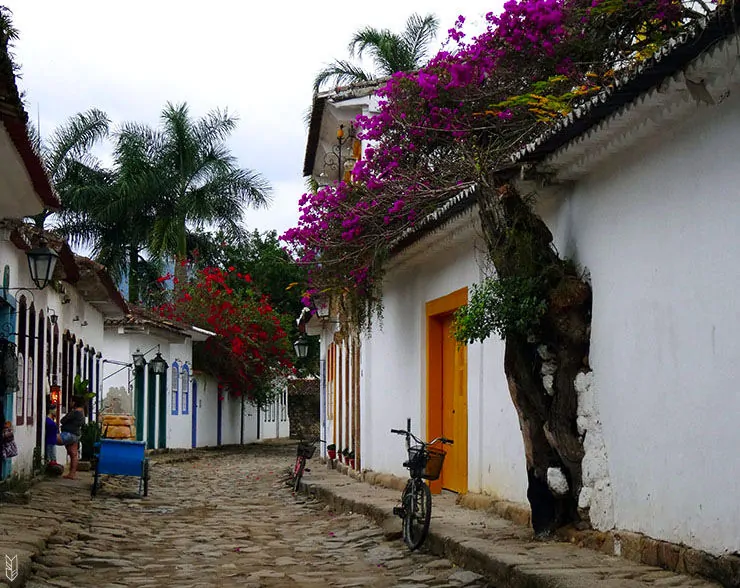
[299,470,721,588]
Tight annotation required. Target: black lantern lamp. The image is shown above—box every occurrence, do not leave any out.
[149,352,168,375]
[132,349,147,369]
[26,240,59,290]
[293,335,310,359]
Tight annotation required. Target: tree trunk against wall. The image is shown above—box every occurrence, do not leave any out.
[477,176,592,535]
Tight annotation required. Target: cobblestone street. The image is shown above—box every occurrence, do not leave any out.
[12,443,492,588]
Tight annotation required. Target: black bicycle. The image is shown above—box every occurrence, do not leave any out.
[290,438,323,492]
[390,427,453,550]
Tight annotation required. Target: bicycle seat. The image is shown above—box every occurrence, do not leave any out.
[402,460,411,469]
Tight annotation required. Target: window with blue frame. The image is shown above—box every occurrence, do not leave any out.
[171,362,179,415]
[181,364,190,415]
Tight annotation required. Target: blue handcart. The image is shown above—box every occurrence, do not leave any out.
[91,438,150,498]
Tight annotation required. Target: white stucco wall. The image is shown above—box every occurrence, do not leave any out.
[193,374,218,447]
[167,340,194,449]
[361,223,529,504]
[101,332,197,449]
[0,241,111,476]
[259,387,289,440]
[191,374,265,447]
[538,89,740,555]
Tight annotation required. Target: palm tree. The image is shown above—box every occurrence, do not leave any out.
[56,122,162,302]
[313,13,439,92]
[29,109,110,228]
[57,102,271,302]
[147,102,271,270]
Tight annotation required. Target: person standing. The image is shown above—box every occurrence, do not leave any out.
[45,407,59,465]
[59,397,85,479]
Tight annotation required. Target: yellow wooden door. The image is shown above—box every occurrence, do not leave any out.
[440,314,468,493]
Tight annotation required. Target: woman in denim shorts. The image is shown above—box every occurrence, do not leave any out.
[59,397,86,479]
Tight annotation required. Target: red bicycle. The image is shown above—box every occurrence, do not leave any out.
[290,438,324,492]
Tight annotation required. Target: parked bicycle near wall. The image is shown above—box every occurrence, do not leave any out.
[290,438,324,492]
[391,426,453,550]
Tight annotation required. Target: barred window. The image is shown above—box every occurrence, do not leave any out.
[171,363,179,415]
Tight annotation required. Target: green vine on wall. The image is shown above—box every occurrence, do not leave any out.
[453,275,548,344]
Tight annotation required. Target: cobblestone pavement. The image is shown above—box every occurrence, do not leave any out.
[18,444,493,588]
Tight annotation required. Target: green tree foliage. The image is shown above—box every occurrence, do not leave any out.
[453,276,548,343]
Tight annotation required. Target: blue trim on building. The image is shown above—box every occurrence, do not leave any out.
[0,272,17,480]
[181,364,190,415]
[170,362,179,415]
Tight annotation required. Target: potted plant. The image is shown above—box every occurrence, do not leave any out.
[80,421,101,462]
[341,448,350,464]
[327,444,337,460]
[73,375,95,406]
[348,450,355,469]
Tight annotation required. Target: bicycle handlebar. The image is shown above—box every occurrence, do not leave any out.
[390,428,454,446]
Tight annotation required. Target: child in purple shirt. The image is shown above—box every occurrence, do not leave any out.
[45,408,59,465]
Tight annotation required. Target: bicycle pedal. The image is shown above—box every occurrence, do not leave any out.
[393,506,406,517]
[304,468,311,473]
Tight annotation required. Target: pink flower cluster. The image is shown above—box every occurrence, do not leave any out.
[282,0,700,296]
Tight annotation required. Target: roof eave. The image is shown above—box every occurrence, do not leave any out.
[303,94,328,177]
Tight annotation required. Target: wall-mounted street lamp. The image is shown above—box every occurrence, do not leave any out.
[26,240,59,290]
[132,349,147,369]
[293,335,310,359]
[49,384,61,407]
[149,352,168,375]
[314,294,330,319]
[322,123,357,182]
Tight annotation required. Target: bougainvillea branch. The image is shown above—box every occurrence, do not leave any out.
[283,0,716,315]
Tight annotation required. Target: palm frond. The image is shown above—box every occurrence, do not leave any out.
[401,13,439,66]
[194,108,238,147]
[348,27,388,59]
[45,109,110,182]
[149,215,183,258]
[160,102,198,185]
[313,60,374,93]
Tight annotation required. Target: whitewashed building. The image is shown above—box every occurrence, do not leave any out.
[0,221,129,478]
[102,311,290,450]
[193,372,289,447]
[303,15,740,567]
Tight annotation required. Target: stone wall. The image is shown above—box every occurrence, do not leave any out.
[287,378,319,440]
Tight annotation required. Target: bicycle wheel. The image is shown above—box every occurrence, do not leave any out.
[402,478,432,550]
[293,456,306,493]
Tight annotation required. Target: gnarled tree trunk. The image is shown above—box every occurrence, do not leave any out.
[477,176,592,535]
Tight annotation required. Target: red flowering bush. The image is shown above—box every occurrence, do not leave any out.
[155,265,294,403]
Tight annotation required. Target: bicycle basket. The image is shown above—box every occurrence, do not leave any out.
[297,442,316,459]
[407,445,446,481]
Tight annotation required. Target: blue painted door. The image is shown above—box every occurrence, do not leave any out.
[1,297,16,480]
[191,381,197,448]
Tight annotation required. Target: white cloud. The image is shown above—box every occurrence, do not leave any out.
[6,0,501,235]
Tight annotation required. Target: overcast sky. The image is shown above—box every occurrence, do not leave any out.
[6,1,500,237]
